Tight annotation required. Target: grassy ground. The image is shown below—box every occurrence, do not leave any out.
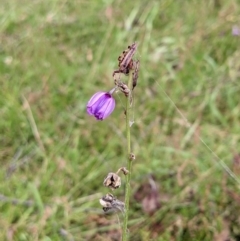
[1,0,240,240]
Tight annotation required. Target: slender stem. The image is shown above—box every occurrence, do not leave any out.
[122,70,133,241]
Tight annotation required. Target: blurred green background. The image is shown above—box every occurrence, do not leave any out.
[1,0,240,240]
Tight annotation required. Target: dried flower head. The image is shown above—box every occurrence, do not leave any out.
[86,90,115,120]
[99,194,125,213]
[112,43,140,101]
[114,79,130,97]
[113,43,137,77]
[103,172,121,190]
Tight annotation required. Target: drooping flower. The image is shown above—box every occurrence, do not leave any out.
[86,90,116,120]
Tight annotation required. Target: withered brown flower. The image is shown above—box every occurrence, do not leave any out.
[103,172,121,190]
[99,193,125,213]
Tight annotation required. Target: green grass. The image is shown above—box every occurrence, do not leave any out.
[1,0,240,240]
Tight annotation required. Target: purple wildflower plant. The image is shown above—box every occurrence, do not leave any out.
[86,88,116,120]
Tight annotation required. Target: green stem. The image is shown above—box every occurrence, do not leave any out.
[122,70,133,241]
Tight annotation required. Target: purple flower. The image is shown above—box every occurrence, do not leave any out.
[87,91,115,120]
[232,26,240,36]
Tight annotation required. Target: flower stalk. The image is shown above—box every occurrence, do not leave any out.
[122,70,134,241]
[87,42,139,239]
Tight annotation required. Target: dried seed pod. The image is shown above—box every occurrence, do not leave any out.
[99,194,125,213]
[103,172,121,190]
